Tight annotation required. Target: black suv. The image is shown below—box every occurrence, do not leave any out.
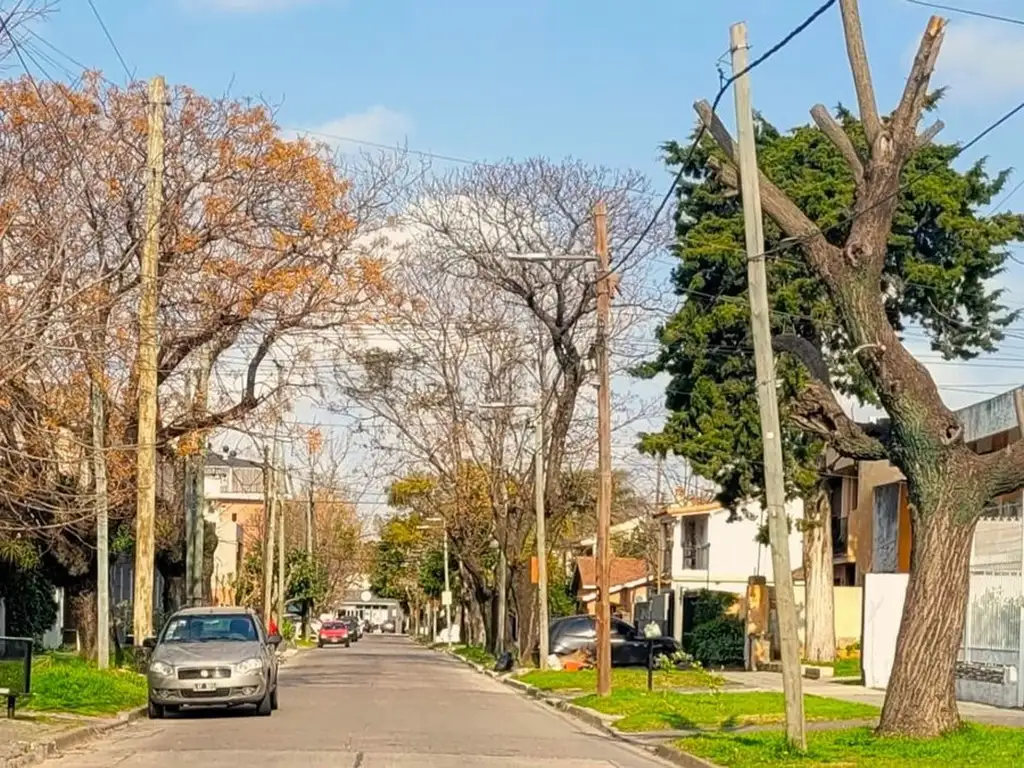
[549,615,679,667]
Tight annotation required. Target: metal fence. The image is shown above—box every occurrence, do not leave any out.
[962,505,1024,679]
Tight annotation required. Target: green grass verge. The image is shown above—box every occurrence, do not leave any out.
[803,658,861,677]
[520,667,722,693]
[450,644,496,667]
[574,690,879,733]
[25,655,147,717]
[677,724,1024,767]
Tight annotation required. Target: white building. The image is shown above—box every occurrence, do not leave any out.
[656,497,804,640]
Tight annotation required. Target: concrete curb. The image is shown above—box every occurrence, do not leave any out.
[434,647,722,768]
[1,707,146,768]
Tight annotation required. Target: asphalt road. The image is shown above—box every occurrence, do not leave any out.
[54,635,673,767]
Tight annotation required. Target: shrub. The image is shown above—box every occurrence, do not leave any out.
[690,615,744,668]
[692,590,736,626]
[281,618,296,641]
[0,562,58,642]
[655,649,703,671]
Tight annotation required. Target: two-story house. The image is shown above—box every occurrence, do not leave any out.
[203,450,274,605]
[656,496,804,640]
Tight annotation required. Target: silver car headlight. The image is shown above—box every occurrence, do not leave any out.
[234,657,263,676]
[150,661,174,677]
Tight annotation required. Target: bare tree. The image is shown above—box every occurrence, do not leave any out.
[697,1,1023,736]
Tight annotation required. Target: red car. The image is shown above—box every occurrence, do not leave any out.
[318,621,350,648]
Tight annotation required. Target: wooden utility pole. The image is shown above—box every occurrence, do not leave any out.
[594,200,613,697]
[132,75,166,644]
[730,21,806,749]
[261,443,276,624]
[91,372,110,669]
[534,334,550,669]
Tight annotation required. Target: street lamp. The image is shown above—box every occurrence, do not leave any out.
[417,517,453,649]
[497,203,613,695]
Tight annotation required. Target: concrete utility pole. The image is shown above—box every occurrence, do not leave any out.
[594,200,613,697]
[655,454,663,593]
[305,459,314,555]
[534,336,550,669]
[276,439,286,629]
[495,469,508,657]
[261,443,276,624]
[132,75,165,644]
[187,348,211,606]
[442,519,452,648]
[91,370,109,669]
[730,21,806,749]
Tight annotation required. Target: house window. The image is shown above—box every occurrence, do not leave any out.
[661,521,673,575]
[681,516,709,570]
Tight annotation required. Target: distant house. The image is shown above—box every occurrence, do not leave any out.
[571,556,653,624]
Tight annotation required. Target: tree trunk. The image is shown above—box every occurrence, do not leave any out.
[71,591,97,659]
[511,566,538,662]
[877,506,976,736]
[803,489,835,663]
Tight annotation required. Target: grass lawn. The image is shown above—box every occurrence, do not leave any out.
[520,667,722,693]
[574,690,879,733]
[804,658,861,677]
[25,655,147,717]
[450,644,496,667]
[677,724,1024,767]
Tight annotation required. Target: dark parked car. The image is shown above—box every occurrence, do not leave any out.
[338,616,361,641]
[381,619,396,634]
[549,615,679,667]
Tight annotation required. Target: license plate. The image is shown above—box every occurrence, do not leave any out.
[193,681,217,692]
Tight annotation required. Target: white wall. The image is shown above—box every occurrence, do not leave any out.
[672,499,803,585]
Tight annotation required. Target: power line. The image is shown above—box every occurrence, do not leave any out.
[86,0,133,81]
[612,0,839,271]
[903,0,1024,26]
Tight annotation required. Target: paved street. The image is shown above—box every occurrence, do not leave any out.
[52,636,671,767]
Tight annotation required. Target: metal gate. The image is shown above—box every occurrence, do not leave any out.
[961,504,1024,707]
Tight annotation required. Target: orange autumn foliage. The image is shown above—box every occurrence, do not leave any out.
[0,72,405,560]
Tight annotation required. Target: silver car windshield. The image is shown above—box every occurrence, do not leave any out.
[160,615,259,643]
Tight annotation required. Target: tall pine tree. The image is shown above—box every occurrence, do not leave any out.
[636,106,1024,663]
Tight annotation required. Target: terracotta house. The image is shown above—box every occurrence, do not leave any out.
[571,556,653,623]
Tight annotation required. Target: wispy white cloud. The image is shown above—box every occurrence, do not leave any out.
[297,106,414,152]
[933,20,1024,104]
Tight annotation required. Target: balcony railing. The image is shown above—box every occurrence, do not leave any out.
[832,516,849,556]
[682,544,709,571]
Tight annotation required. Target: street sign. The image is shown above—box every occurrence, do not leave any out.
[441,590,452,607]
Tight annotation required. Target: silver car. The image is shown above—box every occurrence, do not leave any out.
[143,606,281,718]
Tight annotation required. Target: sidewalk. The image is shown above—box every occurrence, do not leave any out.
[720,670,1024,727]
[0,709,143,768]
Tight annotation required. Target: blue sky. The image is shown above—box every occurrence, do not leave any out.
[28,0,1024,501]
